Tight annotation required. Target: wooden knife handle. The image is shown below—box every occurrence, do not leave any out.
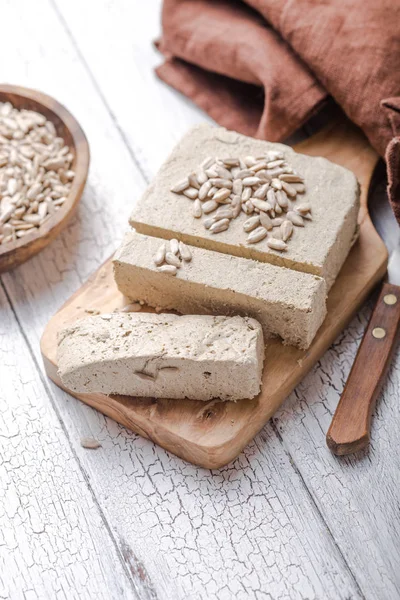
[326,282,400,455]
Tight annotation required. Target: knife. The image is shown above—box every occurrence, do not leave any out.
[326,181,400,455]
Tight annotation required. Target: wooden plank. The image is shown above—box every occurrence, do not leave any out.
[0,1,363,598]
[0,285,139,600]
[52,1,400,598]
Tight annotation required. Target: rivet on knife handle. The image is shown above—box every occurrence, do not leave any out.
[326,282,400,456]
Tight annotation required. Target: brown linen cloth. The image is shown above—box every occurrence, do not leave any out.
[156,0,400,224]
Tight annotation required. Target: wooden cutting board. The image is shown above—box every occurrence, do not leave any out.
[41,119,387,469]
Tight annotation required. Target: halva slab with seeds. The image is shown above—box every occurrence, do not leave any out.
[57,313,264,402]
[130,124,359,288]
[113,230,327,349]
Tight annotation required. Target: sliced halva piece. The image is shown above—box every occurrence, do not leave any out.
[57,313,264,402]
[113,230,327,349]
[130,124,359,289]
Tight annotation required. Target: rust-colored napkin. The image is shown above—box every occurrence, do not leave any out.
[156,0,400,223]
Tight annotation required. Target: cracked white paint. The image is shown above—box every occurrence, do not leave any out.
[0,0,399,599]
[0,288,138,600]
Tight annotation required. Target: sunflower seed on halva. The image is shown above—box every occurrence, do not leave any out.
[183,187,198,199]
[295,202,311,214]
[165,252,181,268]
[202,199,218,214]
[247,226,268,244]
[199,181,212,200]
[179,241,192,262]
[170,238,180,255]
[193,199,202,218]
[210,218,230,233]
[153,243,166,266]
[286,211,305,226]
[259,212,273,230]
[188,173,200,190]
[243,215,260,232]
[158,264,178,275]
[281,181,297,197]
[267,238,288,251]
[170,177,189,193]
[280,220,293,241]
[213,188,231,203]
[251,199,272,213]
[216,206,234,219]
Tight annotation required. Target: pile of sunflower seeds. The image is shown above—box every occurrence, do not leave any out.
[170,152,311,252]
[0,101,75,245]
[153,238,192,275]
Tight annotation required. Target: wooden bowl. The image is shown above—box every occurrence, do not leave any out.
[0,84,90,273]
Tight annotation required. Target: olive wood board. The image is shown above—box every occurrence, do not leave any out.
[41,120,388,469]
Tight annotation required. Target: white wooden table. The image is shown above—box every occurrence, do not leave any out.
[1,2,399,599]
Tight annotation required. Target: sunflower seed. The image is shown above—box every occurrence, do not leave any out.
[187,173,200,190]
[279,173,304,183]
[193,199,202,218]
[236,169,254,178]
[242,176,261,186]
[210,218,229,233]
[267,159,285,169]
[207,186,218,198]
[80,437,102,450]
[231,196,242,218]
[253,183,269,199]
[22,214,42,225]
[203,215,219,229]
[271,178,283,190]
[243,216,260,232]
[201,156,214,169]
[158,264,178,275]
[170,238,180,255]
[232,179,243,195]
[267,238,288,251]
[292,183,305,193]
[281,181,297,197]
[213,188,231,203]
[245,200,254,214]
[196,169,208,185]
[216,165,232,180]
[205,168,218,178]
[281,220,294,241]
[199,181,212,200]
[243,156,257,167]
[259,212,273,230]
[153,243,166,266]
[286,211,304,226]
[271,218,284,226]
[183,187,198,199]
[209,178,233,189]
[171,177,189,194]
[241,187,252,202]
[276,190,289,209]
[202,199,218,214]
[165,251,181,268]
[120,302,142,312]
[222,157,240,167]
[216,206,234,219]
[251,199,272,213]
[295,202,311,214]
[247,226,268,244]
[266,150,284,161]
[179,241,192,262]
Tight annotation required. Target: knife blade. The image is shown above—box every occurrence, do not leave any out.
[327,183,400,455]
